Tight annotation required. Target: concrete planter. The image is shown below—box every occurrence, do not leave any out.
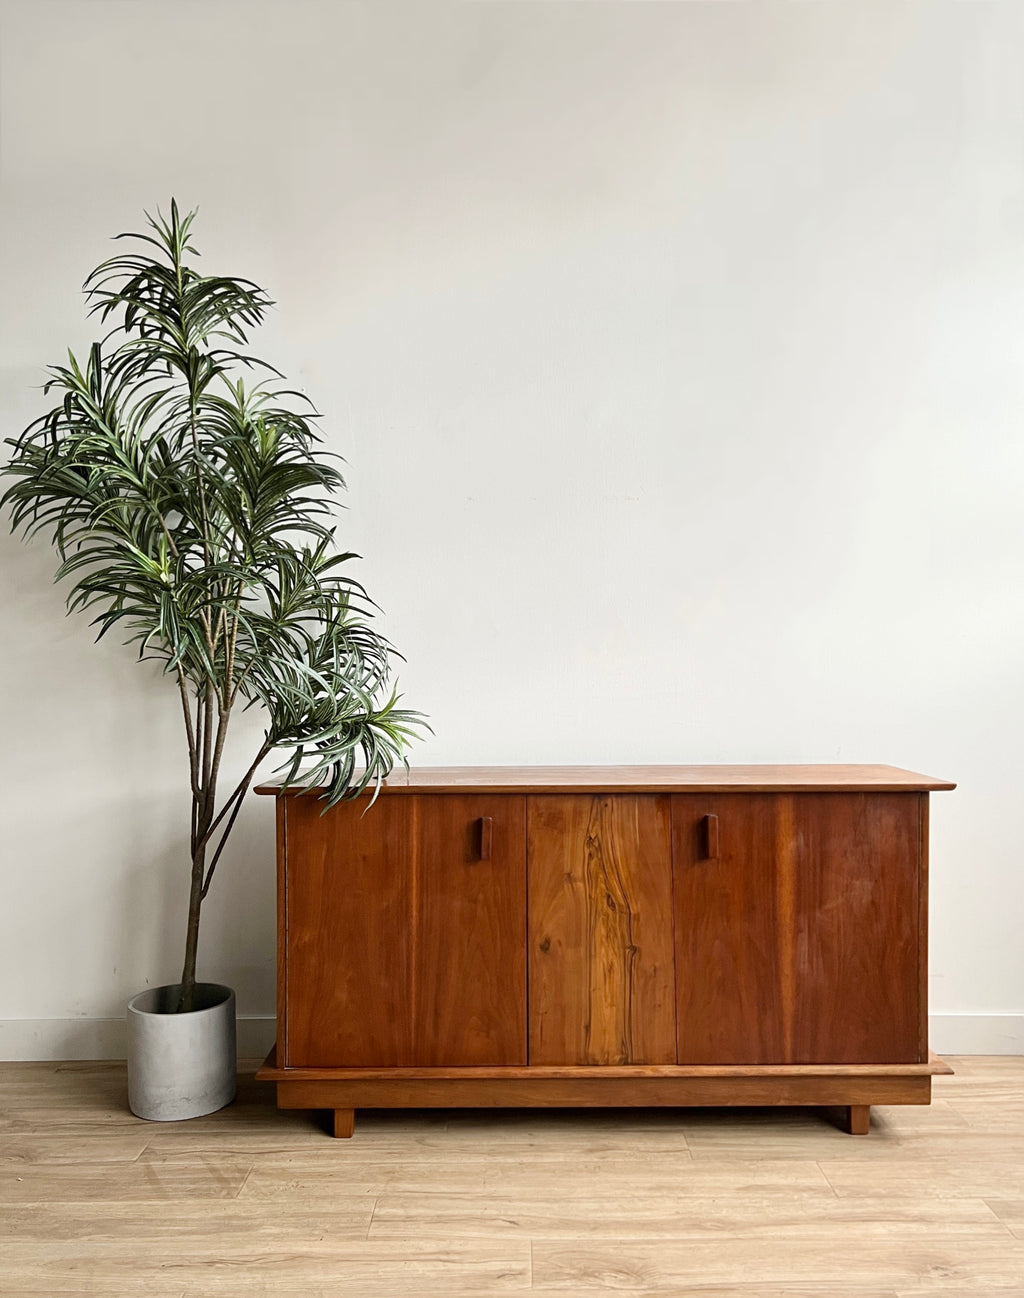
[127,983,236,1121]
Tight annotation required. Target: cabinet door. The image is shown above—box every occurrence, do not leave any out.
[672,793,923,1064]
[284,794,526,1067]
[528,794,677,1065]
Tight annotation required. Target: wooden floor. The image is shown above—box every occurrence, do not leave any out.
[2,1056,1023,1297]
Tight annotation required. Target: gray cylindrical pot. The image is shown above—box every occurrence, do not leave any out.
[127,982,236,1121]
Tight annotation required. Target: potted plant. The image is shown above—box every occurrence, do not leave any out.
[2,201,424,1120]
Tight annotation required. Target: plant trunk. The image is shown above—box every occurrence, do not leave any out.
[177,852,205,1013]
[178,794,214,1013]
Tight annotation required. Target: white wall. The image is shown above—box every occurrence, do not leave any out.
[1,0,1022,1058]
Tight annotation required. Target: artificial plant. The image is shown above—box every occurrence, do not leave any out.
[2,201,424,1011]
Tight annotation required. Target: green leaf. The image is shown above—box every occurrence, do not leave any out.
[1,200,429,996]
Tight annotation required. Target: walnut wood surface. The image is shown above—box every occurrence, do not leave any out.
[673,792,923,1065]
[919,794,931,1062]
[274,1075,932,1111]
[256,1046,952,1082]
[283,794,526,1067]
[847,1104,872,1135]
[266,765,950,1135]
[528,795,676,1065]
[274,796,288,1065]
[256,764,956,795]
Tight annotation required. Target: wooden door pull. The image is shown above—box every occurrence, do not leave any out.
[479,816,493,860]
[703,813,719,859]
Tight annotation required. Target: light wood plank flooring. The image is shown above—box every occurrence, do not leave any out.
[2,1055,1023,1296]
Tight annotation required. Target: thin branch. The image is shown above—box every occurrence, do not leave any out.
[222,583,243,711]
[212,601,227,659]
[175,664,201,798]
[196,741,272,874]
[201,680,215,790]
[194,684,206,792]
[186,405,215,646]
[200,780,248,899]
[208,694,232,790]
[172,218,214,583]
[199,595,217,661]
[230,653,259,708]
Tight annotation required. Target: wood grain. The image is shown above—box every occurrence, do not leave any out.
[918,792,930,1062]
[0,1159,253,1204]
[366,1189,1003,1239]
[269,768,945,1133]
[673,793,787,1064]
[531,1234,1024,1291]
[5,1056,1023,1297]
[847,1105,871,1135]
[332,1108,355,1138]
[256,1046,951,1082]
[792,794,922,1064]
[284,794,526,1068]
[271,1075,932,1111]
[275,794,288,1067]
[257,763,956,795]
[673,792,923,1065]
[528,795,676,1065]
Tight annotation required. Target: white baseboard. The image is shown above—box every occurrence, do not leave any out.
[928,1013,1024,1056]
[0,1016,277,1062]
[1,1013,1021,1062]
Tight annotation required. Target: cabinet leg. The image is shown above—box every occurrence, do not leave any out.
[332,1108,355,1138]
[847,1104,871,1135]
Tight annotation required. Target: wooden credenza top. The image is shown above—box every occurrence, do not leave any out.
[255,763,955,796]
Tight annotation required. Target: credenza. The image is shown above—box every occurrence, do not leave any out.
[255,765,954,1137]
